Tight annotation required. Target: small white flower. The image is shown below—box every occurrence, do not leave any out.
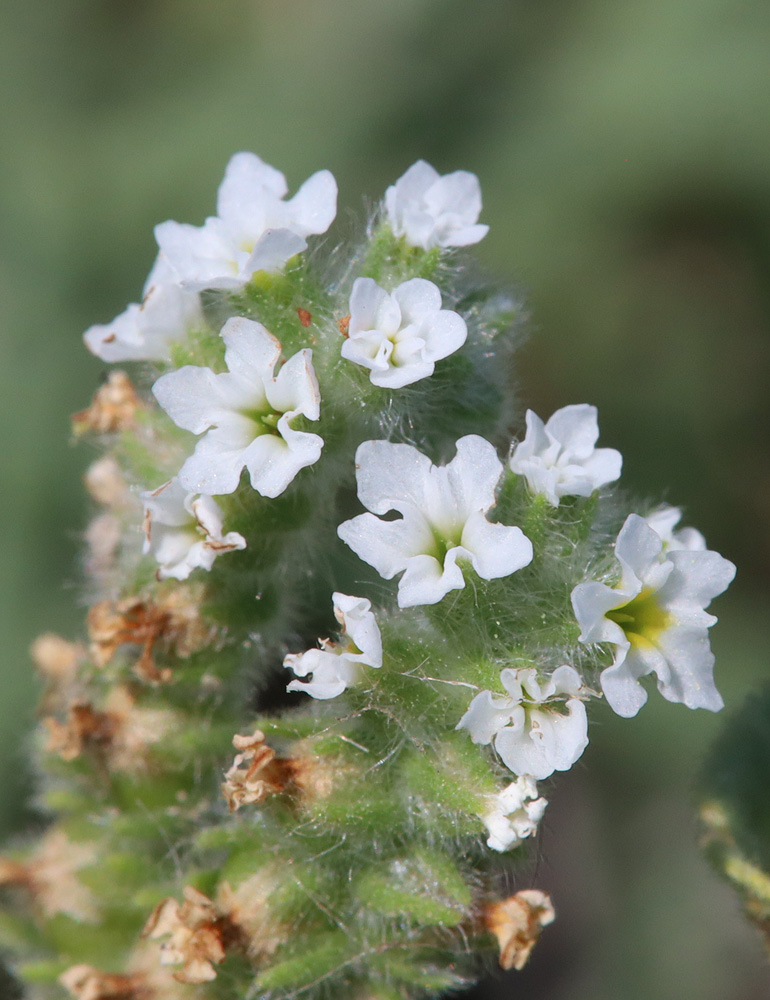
[481,776,548,853]
[338,436,533,608]
[154,152,337,290]
[152,317,323,497]
[341,277,467,388]
[141,479,246,581]
[572,513,736,718]
[509,404,622,506]
[457,666,589,780]
[84,255,203,363]
[644,504,706,552]
[284,593,382,700]
[384,160,489,249]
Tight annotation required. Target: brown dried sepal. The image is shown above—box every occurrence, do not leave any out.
[60,964,149,1000]
[73,371,142,436]
[222,730,294,811]
[483,889,555,971]
[143,886,241,984]
[88,591,209,684]
[44,702,115,762]
[338,314,350,337]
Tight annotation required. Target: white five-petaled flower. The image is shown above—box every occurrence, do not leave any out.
[385,160,489,249]
[152,317,323,498]
[481,776,548,853]
[572,513,736,718]
[284,593,383,700]
[341,277,467,388]
[154,152,338,290]
[644,504,706,552]
[337,436,533,608]
[509,404,622,507]
[457,666,589,781]
[84,255,203,363]
[141,478,246,581]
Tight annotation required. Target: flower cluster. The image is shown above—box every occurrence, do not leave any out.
[11,151,736,1000]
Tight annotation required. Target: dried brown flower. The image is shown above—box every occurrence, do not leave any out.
[0,829,98,922]
[44,702,115,762]
[143,887,237,984]
[85,456,132,508]
[87,590,209,683]
[221,730,292,812]
[483,889,555,971]
[59,965,149,1000]
[72,371,142,436]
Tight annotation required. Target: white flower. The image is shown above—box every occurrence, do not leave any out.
[284,593,382,700]
[457,666,589,780]
[338,436,533,608]
[384,160,489,249]
[481,776,548,852]
[154,152,337,290]
[84,255,203,363]
[644,504,706,552]
[141,478,246,581]
[509,404,622,506]
[572,513,736,718]
[341,277,467,388]
[152,317,323,497]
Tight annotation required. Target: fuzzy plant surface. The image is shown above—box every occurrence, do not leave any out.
[0,153,738,1000]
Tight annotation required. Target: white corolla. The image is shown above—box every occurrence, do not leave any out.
[572,513,735,717]
[155,152,337,290]
[141,478,245,580]
[341,277,467,388]
[152,317,323,498]
[338,436,533,608]
[509,404,622,507]
[385,160,488,249]
[480,776,548,853]
[84,255,203,363]
[284,594,383,700]
[457,666,589,780]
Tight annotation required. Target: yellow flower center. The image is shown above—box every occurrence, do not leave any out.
[606,588,673,648]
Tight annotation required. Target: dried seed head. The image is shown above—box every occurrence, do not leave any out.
[31,633,83,683]
[72,371,142,436]
[483,889,555,971]
[44,702,115,761]
[217,871,288,962]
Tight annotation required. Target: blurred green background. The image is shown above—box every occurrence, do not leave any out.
[1,1,769,997]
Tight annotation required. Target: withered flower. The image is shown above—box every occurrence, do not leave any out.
[483,888,555,971]
[0,829,98,922]
[60,964,149,1000]
[87,590,209,684]
[72,371,142,436]
[221,730,292,811]
[143,886,236,984]
[85,456,132,508]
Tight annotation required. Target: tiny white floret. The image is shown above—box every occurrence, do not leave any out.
[284,593,382,700]
[141,478,246,580]
[84,255,204,363]
[152,317,323,497]
[341,277,467,388]
[338,436,533,608]
[385,160,489,249]
[154,152,337,290]
[571,513,736,717]
[457,666,589,780]
[644,504,706,552]
[509,404,622,506]
[481,776,548,852]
